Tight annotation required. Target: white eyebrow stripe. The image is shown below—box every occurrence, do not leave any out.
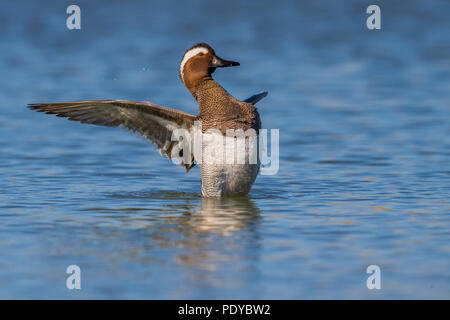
[179,47,209,81]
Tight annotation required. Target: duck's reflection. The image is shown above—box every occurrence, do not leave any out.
[167,196,262,274]
[185,196,261,235]
[83,192,261,277]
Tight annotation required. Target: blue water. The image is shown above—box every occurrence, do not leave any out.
[0,0,449,299]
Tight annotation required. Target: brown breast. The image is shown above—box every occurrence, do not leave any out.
[194,79,261,134]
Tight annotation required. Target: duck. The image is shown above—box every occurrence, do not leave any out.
[28,42,268,197]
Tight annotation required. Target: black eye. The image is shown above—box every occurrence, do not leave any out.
[198,52,205,56]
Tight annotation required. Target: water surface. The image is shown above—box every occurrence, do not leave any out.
[0,0,449,298]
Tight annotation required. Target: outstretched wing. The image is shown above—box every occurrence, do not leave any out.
[243,91,268,105]
[28,100,197,171]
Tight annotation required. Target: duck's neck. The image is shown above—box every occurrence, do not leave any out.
[192,77,239,119]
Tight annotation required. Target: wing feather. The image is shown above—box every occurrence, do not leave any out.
[243,91,268,105]
[28,100,197,171]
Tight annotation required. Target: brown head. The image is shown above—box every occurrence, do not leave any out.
[179,43,239,98]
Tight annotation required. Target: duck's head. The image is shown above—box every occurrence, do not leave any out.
[179,42,239,95]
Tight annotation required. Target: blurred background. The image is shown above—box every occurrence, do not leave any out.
[0,0,449,298]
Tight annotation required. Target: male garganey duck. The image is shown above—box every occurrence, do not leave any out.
[28,43,268,197]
